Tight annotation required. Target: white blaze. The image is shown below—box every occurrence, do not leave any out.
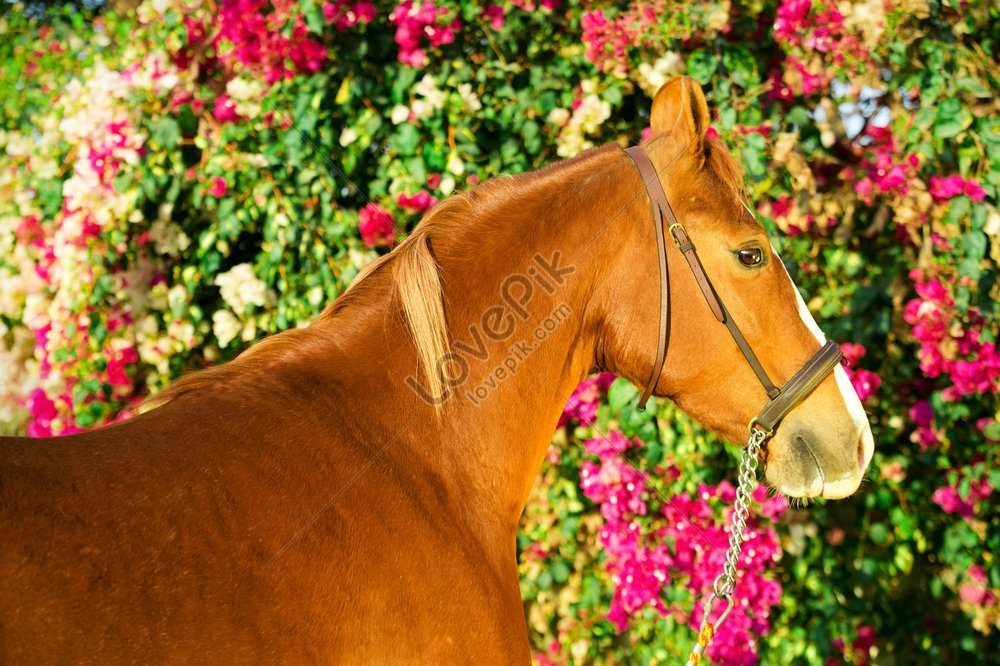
[772,246,869,431]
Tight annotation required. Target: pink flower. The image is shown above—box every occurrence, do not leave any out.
[908,400,940,449]
[27,388,57,422]
[25,388,58,438]
[389,1,461,67]
[905,275,1000,399]
[208,177,228,198]
[559,373,614,427]
[932,473,993,520]
[324,1,377,30]
[580,6,656,76]
[397,190,438,213]
[854,177,873,199]
[358,203,396,247]
[207,0,327,82]
[929,175,986,202]
[213,95,241,123]
[839,343,880,402]
[580,430,785,664]
[482,5,505,30]
[184,17,207,45]
[849,368,881,402]
[840,342,866,367]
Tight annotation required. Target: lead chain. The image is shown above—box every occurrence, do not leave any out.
[684,427,766,666]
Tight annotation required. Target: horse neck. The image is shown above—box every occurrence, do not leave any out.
[377,145,648,529]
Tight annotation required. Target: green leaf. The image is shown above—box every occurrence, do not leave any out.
[870,522,889,545]
[393,124,420,155]
[957,231,987,279]
[149,117,180,149]
[686,50,717,85]
[176,104,198,136]
[300,0,325,34]
[955,75,991,98]
[522,120,541,154]
[934,99,973,140]
[608,379,640,413]
[722,46,757,88]
[551,560,570,584]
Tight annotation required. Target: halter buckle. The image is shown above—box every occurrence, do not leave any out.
[669,223,693,251]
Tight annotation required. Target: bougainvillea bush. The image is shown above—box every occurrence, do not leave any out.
[1,0,997,662]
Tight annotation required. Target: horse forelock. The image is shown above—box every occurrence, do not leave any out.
[703,136,748,205]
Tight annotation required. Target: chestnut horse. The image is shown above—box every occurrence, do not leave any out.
[0,78,872,662]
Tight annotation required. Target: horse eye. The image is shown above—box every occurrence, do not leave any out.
[737,248,764,267]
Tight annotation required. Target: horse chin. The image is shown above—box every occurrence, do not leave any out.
[763,465,825,500]
[763,451,865,500]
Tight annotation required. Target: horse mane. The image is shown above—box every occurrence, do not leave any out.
[146,139,744,413]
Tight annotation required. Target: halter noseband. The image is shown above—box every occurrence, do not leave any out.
[624,145,842,438]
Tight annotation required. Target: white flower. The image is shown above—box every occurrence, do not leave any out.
[411,99,433,120]
[555,91,611,158]
[212,310,242,347]
[226,77,264,102]
[446,151,464,176]
[224,77,265,118]
[390,104,411,125]
[0,325,36,425]
[575,94,611,134]
[339,127,359,147]
[634,52,685,97]
[167,284,188,310]
[457,83,482,112]
[215,263,271,313]
[168,319,195,348]
[348,247,378,271]
[439,174,456,196]
[149,219,191,256]
[547,108,570,126]
[414,75,446,110]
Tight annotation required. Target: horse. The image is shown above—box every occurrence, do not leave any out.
[0,77,873,663]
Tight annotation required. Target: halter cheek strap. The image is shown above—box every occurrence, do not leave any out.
[624,145,843,436]
[625,147,672,410]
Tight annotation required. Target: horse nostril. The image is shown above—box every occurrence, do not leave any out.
[857,427,874,474]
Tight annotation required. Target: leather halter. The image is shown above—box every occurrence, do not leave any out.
[624,145,843,437]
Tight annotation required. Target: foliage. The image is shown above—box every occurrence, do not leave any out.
[1,0,997,663]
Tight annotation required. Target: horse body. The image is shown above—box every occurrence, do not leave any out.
[0,282,546,662]
[1,78,872,662]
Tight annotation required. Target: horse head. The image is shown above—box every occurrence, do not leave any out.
[602,77,873,499]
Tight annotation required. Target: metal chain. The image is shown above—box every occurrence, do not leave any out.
[713,427,765,599]
[684,427,767,666]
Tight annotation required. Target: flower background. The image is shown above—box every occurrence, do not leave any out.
[1,0,997,663]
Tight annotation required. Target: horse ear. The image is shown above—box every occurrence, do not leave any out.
[650,76,710,151]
